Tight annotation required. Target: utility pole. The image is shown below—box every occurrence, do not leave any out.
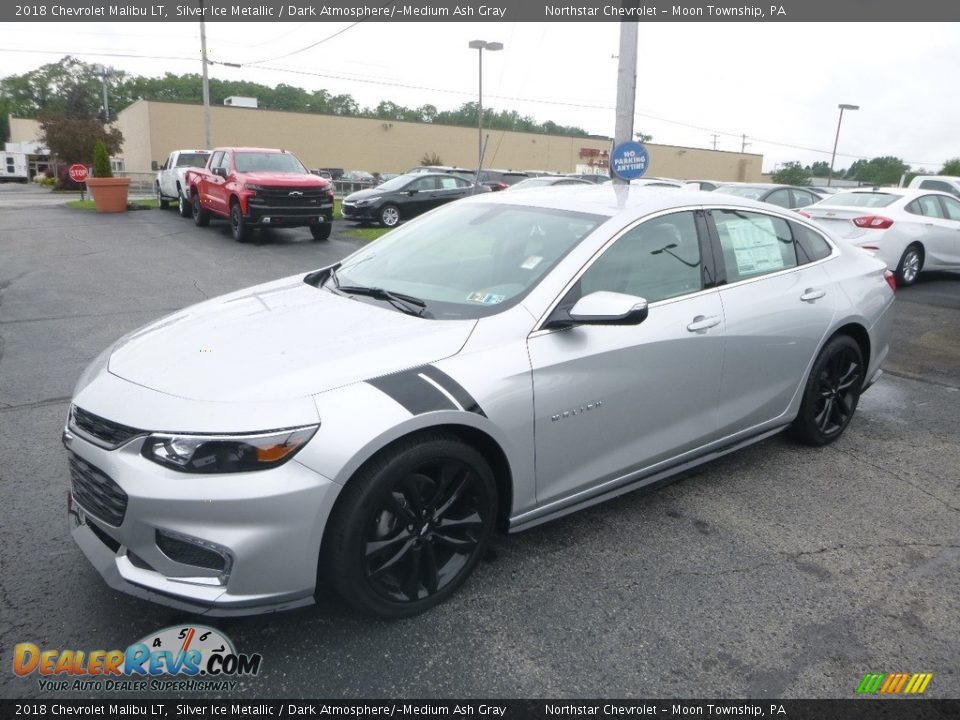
[741,134,750,153]
[613,22,638,185]
[93,65,113,122]
[710,134,719,150]
[199,1,212,149]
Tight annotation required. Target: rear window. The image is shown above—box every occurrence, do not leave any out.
[175,153,209,168]
[819,192,899,208]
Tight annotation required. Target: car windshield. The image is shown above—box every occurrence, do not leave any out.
[715,185,768,199]
[376,174,418,192]
[818,192,899,208]
[175,153,209,168]
[234,152,307,173]
[333,202,605,319]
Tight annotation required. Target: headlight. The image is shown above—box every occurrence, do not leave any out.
[141,425,318,474]
[355,196,381,206]
[243,183,265,192]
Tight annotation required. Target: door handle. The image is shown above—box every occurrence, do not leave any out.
[800,288,826,302]
[686,315,721,332]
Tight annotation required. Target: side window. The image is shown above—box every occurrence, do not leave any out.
[791,190,817,208]
[438,176,460,190]
[917,195,945,218]
[579,212,703,303]
[765,189,792,208]
[905,200,922,216]
[791,222,833,263]
[713,210,797,282]
[940,196,960,221]
[412,176,437,191]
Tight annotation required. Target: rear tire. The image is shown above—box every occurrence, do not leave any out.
[895,244,923,286]
[177,186,191,217]
[322,433,497,618]
[191,193,210,227]
[231,202,251,243]
[310,223,332,241]
[790,335,864,446]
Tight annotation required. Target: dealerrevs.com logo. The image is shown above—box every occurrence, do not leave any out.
[13,625,262,693]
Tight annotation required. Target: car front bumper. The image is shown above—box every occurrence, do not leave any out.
[339,202,378,221]
[245,201,334,228]
[65,424,341,616]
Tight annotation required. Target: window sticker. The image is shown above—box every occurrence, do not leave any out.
[724,218,786,275]
[467,292,506,305]
[520,255,543,270]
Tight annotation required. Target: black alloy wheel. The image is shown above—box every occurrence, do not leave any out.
[791,335,863,446]
[192,193,209,226]
[231,202,251,243]
[323,434,496,618]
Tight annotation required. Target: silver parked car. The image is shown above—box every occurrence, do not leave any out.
[803,187,960,285]
[66,186,895,618]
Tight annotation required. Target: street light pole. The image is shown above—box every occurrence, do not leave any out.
[199,1,212,149]
[828,103,859,187]
[93,65,113,122]
[468,40,503,171]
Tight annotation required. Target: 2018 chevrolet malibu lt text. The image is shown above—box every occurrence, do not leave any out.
[66,186,895,618]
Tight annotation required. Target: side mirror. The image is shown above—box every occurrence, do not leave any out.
[566,291,649,326]
[213,167,228,179]
[151,160,159,171]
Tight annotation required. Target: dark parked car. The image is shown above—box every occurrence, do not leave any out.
[566,173,611,184]
[341,172,484,227]
[448,169,530,191]
[713,183,821,210]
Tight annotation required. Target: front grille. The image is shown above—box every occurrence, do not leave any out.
[69,453,128,527]
[70,405,143,449]
[253,187,329,209]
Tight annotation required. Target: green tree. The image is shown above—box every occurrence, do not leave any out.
[92,139,112,177]
[853,156,909,186]
[940,158,960,175]
[809,160,831,177]
[634,131,653,142]
[771,161,810,185]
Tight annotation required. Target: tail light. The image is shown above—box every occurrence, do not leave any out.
[490,182,509,192]
[853,215,894,229]
[884,270,897,292]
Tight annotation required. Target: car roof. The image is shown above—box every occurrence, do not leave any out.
[831,187,948,198]
[458,183,787,219]
[215,147,294,153]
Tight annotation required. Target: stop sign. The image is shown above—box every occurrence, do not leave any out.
[68,164,88,183]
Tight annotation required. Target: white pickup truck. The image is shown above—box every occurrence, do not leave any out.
[156,149,211,216]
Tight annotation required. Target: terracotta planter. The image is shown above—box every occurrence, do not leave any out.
[86,177,131,213]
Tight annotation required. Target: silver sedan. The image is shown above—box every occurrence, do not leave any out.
[66,186,895,618]
[803,187,960,285]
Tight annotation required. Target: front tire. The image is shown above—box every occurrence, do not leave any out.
[310,223,332,241]
[895,244,923,286]
[323,433,497,618]
[379,204,400,228]
[231,202,251,243]
[790,335,864,446]
[156,186,170,210]
[191,193,210,227]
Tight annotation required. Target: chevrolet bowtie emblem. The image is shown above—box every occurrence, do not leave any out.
[288,191,303,197]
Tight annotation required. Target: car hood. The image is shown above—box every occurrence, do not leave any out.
[107,275,476,403]
[344,187,388,202]
[239,172,330,188]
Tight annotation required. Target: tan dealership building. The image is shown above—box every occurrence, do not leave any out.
[10,100,763,181]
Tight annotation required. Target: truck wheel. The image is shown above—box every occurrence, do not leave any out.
[231,202,252,243]
[156,185,170,210]
[178,191,191,218]
[310,223,332,241]
[192,193,210,227]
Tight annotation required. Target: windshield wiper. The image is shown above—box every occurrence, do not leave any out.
[337,285,430,318]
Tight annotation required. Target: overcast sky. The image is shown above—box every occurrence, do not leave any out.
[3,21,959,172]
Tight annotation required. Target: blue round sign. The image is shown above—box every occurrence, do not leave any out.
[610,141,650,180]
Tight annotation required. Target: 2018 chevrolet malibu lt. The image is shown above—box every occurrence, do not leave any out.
[66,186,895,618]
[803,188,960,285]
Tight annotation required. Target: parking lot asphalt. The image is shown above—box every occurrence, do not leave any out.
[1,202,958,699]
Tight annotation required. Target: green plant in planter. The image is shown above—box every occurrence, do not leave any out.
[92,140,113,178]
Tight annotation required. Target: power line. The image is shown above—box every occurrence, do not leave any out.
[246,22,363,66]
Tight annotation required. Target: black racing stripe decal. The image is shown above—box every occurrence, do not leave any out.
[367,369,457,416]
[417,366,487,417]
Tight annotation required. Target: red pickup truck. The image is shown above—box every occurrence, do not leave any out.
[185,147,335,242]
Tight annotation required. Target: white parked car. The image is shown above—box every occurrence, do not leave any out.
[156,149,211,217]
[803,188,960,285]
[907,175,960,198]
